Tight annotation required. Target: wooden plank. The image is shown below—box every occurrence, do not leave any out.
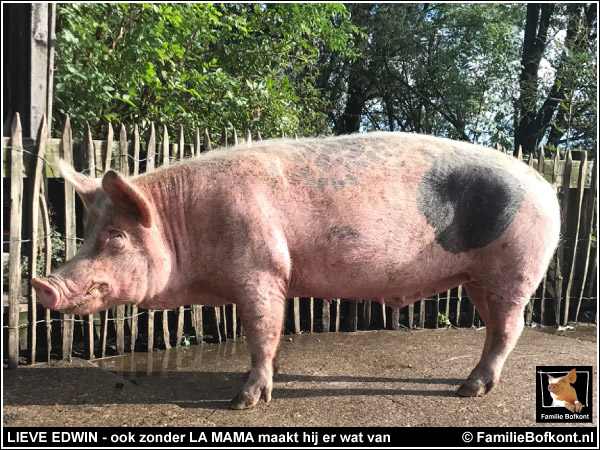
[30,4,50,137]
[537,146,545,176]
[194,128,201,156]
[104,123,113,172]
[233,128,238,146]
[419,299,425,328]
[40,190,52,361]
[516,145,523,161]
[8,113,24,368]
[293,297,300,334]
[100,309,109,358]
[538,275,548,325]
[527,154,545,325]
[554,150,572,325]
[146,122,156,171]
[433,294,440,328]
[407,303,414,329]
[391,307,399,331]
[334,299,340,332]
[455,285,462,327]
[221,305,227,341]
[575,158,597,321]
[147,310,155,352]
[378,302,386,329]
[162,125,170,166]
[322,299,330,332]
[563,151,587,324]
[203,129,211,152]
[119,124,129,175]
[27,115,47,364]
[552,151,560,185]
[231,304,237,338]
[349,300,358,332]
[257,130,262,141]
[175,306,185,347]
[191,305,203,343]
[178,124,185,160]
[445,290,450,321]
[84,121,95,177]
[222,127,228,148]
[163,310,171,349]
[61,115,75,361]
[83,122,95,359]
[246,129,252,146]
[309,298,314,333]
[132,124,140,176]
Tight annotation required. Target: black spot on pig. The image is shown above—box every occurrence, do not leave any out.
[329,225,360,240]
[331,178,346,190]
[417,157,524,254]
[314,153,331,172]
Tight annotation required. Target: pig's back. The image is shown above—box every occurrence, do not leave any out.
[193,132,557,302]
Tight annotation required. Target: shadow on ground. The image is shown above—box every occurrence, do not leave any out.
[3,326,597,427]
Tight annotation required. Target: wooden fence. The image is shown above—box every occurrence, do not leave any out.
[2,113,597,368]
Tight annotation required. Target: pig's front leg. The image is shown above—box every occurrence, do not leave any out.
[230,276,286,410]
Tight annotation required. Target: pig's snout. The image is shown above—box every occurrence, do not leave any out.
[31,278,60,309]
[548,384,557,392]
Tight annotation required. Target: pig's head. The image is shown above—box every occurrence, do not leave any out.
[31,161,168,315]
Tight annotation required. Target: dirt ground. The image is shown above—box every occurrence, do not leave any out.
[3,325,597,427]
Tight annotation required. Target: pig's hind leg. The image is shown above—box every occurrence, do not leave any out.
[230,275,286,410]
[457,281,530,397]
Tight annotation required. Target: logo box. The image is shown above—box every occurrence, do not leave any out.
[536,366,593,423]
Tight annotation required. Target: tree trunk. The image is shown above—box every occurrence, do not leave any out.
[334,4,372,135]
[514,3,554,154]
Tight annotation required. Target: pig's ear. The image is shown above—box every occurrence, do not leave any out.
[57,159,100,209]
[567,368,577,383]
[102,170,152,228]
[548,374,555,382]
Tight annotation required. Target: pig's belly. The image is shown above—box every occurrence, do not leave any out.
[287,248,472,307]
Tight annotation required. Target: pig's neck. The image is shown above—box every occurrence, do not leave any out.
[136,163,208,299]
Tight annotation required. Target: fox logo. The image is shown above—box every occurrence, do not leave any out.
[548,368,583,413]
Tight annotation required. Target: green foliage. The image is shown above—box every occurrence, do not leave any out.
[437,312,452,328]
[329,3,525,145]
[53,3,359,139]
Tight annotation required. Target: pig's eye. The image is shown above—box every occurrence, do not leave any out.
[105,230,126,250]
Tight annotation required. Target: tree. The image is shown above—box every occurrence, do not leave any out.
[52,3,359,139]
[325,3,525,146]
[515,3,597,156]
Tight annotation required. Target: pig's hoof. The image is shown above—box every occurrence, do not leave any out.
[230,391,258,410]
[457,379,497,397]
[456,383,482,397]
[230,383,272,410]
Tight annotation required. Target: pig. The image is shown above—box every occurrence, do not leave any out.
[548,369,583,413]
[31,132,560,409]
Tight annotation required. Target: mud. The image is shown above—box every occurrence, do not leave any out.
[3,325,597,427]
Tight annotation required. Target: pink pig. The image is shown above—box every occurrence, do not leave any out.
[32,132,560,409]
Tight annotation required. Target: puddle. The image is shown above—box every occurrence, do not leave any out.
[95,338,248,376]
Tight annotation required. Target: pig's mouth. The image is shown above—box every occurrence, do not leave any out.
[61,281,111,314]
[32,276,111,314]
